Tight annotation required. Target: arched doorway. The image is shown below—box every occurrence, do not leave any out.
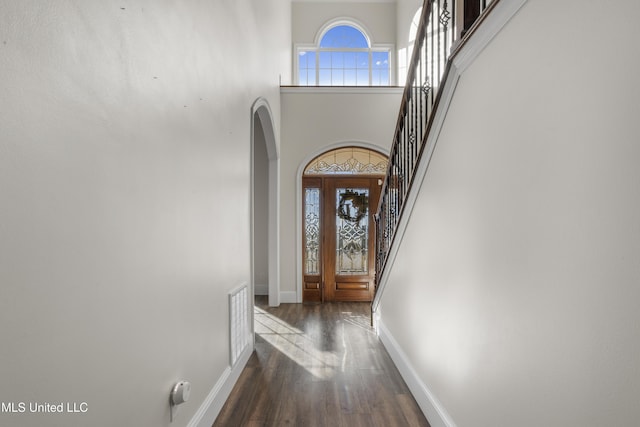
[251,98,279,307]
[300,146,388,303]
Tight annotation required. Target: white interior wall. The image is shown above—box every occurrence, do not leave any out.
[395,0,422,42]
[0,1,290,426]
[279,88,402,301]
[292,1,396,46]
[379,0,640,425]
[395,0,422,81]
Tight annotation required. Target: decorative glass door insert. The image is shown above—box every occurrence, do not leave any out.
[335,188,369,275]
[304,188,321,275]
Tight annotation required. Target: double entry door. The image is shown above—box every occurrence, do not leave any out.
[302,176,381,303]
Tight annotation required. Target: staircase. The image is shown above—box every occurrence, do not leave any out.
[372,0,517,313]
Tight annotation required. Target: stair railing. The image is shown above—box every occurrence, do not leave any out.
[373,0,495,307]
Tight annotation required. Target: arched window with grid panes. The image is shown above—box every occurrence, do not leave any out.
[297,20,392,86]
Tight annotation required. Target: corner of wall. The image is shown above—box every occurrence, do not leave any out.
[279,291,298,304]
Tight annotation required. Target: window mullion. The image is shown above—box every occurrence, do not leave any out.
[368,50,372,86]
[315,50,319,86]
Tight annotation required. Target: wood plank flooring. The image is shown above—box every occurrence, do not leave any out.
[213,296,430,427]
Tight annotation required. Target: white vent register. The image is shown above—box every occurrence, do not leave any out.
[229,284,250,366]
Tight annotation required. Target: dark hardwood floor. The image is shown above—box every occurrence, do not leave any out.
[213,296,430,427]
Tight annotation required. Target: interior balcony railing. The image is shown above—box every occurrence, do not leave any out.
[373,0,496,307]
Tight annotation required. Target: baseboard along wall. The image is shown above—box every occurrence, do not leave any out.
[377,319,457,427]
[254,283,268,295]
[187,345,252,427]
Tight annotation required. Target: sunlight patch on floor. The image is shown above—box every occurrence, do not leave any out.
[254,306,339,379]
[342,310,372,331]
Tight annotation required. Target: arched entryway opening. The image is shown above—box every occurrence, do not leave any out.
[251,98,279,307]
[298,144,388,303]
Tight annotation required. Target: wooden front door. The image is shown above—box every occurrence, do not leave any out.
[303,176,381,303]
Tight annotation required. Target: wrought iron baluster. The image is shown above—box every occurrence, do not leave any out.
[407,92,412,186]
[430,4,435,110]
[374,0,496,301]
[416,82,421,177]
[442,0,450,61]
[451,0,456,47]
[407,94,412,181]
[373,0,460,293]
[418,47,423,160]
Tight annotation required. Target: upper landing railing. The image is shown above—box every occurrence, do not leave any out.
[373,0,496,306]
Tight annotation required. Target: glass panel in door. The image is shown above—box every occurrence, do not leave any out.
[302,178,323,303]
[304,188,321,275]
[335,188,369,275]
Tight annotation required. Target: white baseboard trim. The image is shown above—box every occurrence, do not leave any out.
[377,319,457,427]
[279,291,297,304]
[187,344,253,427]
[254,283,268,295]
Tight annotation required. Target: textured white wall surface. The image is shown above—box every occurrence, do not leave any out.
[394,0,422,65]
[379,0,640,426]
[0,1,289,426]
[292,1,396,46]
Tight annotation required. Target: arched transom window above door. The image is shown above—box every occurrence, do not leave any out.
[304,146,388,175]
